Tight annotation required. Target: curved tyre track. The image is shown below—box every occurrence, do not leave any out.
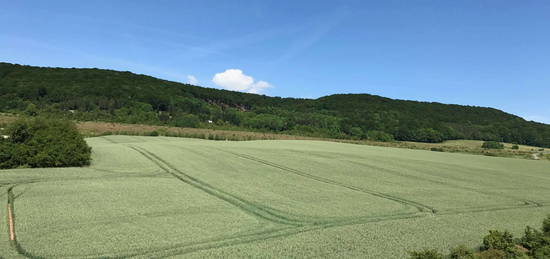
[225,149,546,215]
[128,145,307,226]
[219,149,436,213]
[4,141,547,258]
[345,159,542,211]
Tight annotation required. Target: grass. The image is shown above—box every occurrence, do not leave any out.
[1,135,550,258]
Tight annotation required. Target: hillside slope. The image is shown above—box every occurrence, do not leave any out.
[1,62,549,147]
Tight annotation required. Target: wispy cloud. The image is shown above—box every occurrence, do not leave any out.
[274,6,352,64]
[186,75,199,85]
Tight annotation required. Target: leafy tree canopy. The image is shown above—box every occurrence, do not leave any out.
[1,62,549,147]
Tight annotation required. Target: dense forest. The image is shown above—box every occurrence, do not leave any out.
[1,62,549,147]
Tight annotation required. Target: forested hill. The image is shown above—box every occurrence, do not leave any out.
[1,62,549,147]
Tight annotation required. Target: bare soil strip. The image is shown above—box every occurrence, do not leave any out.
[7,205,14,241]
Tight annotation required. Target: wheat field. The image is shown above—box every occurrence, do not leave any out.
[1,135,549,258]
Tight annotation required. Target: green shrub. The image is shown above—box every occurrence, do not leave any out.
[349,127,364,139]
[148,130,159,136]
[483,230,515,251]
[520,226,546,252]
[482,141,504,149]
[0,117,91,169]
[405,216,550,259]
[533,246,550,259]
[173,114,201,128]
[477,249,507,259]
[367,130,394,142]
[511,145,519,150]
[408,248,444,259]
[24,103,38,116]
[411,128,444,143]
[430,147,444,152]
[482,230,524,257]
[543,215,550,235]
[449,245,474,259]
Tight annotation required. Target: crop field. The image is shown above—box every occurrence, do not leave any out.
[1,136,550,258]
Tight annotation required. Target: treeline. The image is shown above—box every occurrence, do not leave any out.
[1,62,549,147]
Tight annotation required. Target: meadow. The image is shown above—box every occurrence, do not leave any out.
[1,135,550,258]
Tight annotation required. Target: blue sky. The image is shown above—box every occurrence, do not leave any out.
[1,1,549,123]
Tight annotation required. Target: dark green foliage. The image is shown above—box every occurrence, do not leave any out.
[1,62,549,147]
[520,227,547,252]
[24,103,38,116]
[411,128,444,143]
[243,113,285,131]
[409,216,550,259]
[482,230,516,253]
[482,141,505,149]
[533,246,550,259]
[173,113,200,128]
[349,127,364,139]
[477,249,507,259]
[543,216,550,235]
[367,130,394,142]
[511,145,519,150]
[449,245,474,259]
[0,117,91,169]
[408,248,444,259]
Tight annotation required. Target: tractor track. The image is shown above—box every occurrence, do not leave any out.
[345,159,541,209]
[4,179,546,259]
[288,149,544,208]
[5,186,47,259]
[3,141,548,258]
[127,145,307,226]
[219,149,437,213]
[131,145,424,227]
[225,150,546,215]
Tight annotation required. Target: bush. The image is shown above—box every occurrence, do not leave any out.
[477,249,507,259]
[533,246,550,259]
[482,141,504,149]
[349,127,364,139]
[449,245,474,259]
[0,117,91,169]
[520,226,546,252]
[367,130,394,142]
[173,114,200,128]
[483,230,515,251]
[407,216,550,259]
[408,248,444,259]
[410,128,444,143]
[543,215,550,235]
[511,145,519,150]
[148,131,159,136]
[430,147,444,152]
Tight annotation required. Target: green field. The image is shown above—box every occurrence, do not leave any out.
[1,136,550,258]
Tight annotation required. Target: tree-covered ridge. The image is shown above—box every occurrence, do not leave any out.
[1,62,549,147]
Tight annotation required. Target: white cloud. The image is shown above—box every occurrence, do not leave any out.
[212,69,271,94]
[186,75,199,85]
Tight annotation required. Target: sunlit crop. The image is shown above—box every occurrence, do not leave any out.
[1,135,549,258]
